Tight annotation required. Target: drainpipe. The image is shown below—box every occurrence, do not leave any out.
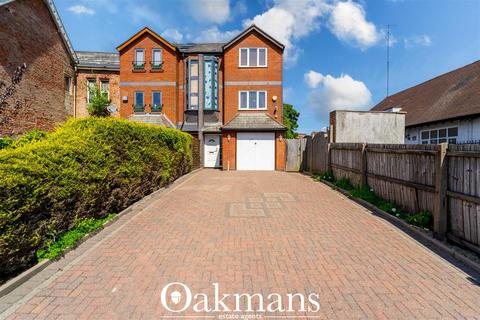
[198,54,205,167]
[73,65,77,118]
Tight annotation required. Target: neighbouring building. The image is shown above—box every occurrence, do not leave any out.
[0,0,76,136]
[0,0,287,170]
[75,51,120,118]
[329,110,405,144]
[371,60,480,144]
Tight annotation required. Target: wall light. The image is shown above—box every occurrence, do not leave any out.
[227,134,231,142]
[279,134,283,142]
[272,95,278,102]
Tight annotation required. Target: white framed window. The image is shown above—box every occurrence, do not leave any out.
[421,127,458,144]
[100,80,109,99]
[152,48,162,69]
[134,48,145,68]
[239,48,267,67]
[87,79,96,103]
[238,91,267,110]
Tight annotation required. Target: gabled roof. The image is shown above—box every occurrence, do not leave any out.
[1,0,78,63]
[222,113,286,131]
[223,25,285,51]
[76,51,119,71]
[371,60,480,127]
[116,27,176,52]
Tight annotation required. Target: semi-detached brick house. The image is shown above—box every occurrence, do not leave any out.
[1,0,286,171]
[115,26,286,171]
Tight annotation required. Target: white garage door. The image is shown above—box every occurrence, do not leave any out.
[237,132,275,171]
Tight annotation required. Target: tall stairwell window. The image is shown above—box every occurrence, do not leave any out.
[187,59,199,110]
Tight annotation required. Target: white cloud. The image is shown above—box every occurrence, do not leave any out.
[194,26,240,42]
[161,29,184,43]
[68,5,95,15]
[304,70,324,88]
[404,35,432,48]
[305,70,372,118]
[243,0,329,65]
[328,1,381,50]
[189,0,231,24]
[129,4,161,24]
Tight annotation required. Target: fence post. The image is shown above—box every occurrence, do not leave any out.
[433,142,448,240]
[327,143,332,173]
[360,143,367,187]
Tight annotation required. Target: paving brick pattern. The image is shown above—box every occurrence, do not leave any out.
[2,170,480,319]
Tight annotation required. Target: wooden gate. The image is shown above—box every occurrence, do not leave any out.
[286,138,306,172]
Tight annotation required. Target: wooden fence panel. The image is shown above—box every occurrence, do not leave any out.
[330,143,363,187]
[365,144,438,213]
[320,142,480,253]
[446,144,480,247]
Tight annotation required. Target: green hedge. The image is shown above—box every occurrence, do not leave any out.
[0,118,192,277]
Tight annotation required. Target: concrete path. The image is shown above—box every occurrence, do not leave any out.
[1,170,480,319]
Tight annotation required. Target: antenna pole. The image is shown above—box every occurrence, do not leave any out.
[386,24,390,97]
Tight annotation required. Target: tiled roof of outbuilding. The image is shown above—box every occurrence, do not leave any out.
[371,60,480,127]
[76,51,120,70]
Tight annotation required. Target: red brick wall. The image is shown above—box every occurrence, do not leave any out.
[119,34,178,123]
[223,30,283,124]
[75,70,120,118]
[0,0,75,136]
[221,131,236,170]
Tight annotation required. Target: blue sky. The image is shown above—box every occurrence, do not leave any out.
[56,0,480,133]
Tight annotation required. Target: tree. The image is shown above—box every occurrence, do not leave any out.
[87,85,110,117]
[282,103,300,139]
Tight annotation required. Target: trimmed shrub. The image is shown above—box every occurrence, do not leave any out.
[0,118,192,278]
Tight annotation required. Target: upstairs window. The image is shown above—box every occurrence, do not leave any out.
[134,49,145,69]
[239,91,267,110]
[239,48,267,67]
[152,49,162,69]
[187,60,199,110]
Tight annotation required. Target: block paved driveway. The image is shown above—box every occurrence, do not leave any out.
[2,170,480,319]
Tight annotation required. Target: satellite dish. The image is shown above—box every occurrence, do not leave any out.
[107,104,117,113]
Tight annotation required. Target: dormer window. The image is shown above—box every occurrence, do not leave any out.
[239,48,267,67]
[133,49,145,69]
[151,48,163,70]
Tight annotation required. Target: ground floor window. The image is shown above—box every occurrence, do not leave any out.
[87,79,96,103]
[134,91,144,111]
[100,80,110,99]
[152,91,162,112]
[421,127,458,144]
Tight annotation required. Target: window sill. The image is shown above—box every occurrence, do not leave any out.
[238,108,268,111]
[238,66,268,69]
[132,69,147,73]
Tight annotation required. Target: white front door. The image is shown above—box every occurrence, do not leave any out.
[204,134,220,167]
[237,132,275,171]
